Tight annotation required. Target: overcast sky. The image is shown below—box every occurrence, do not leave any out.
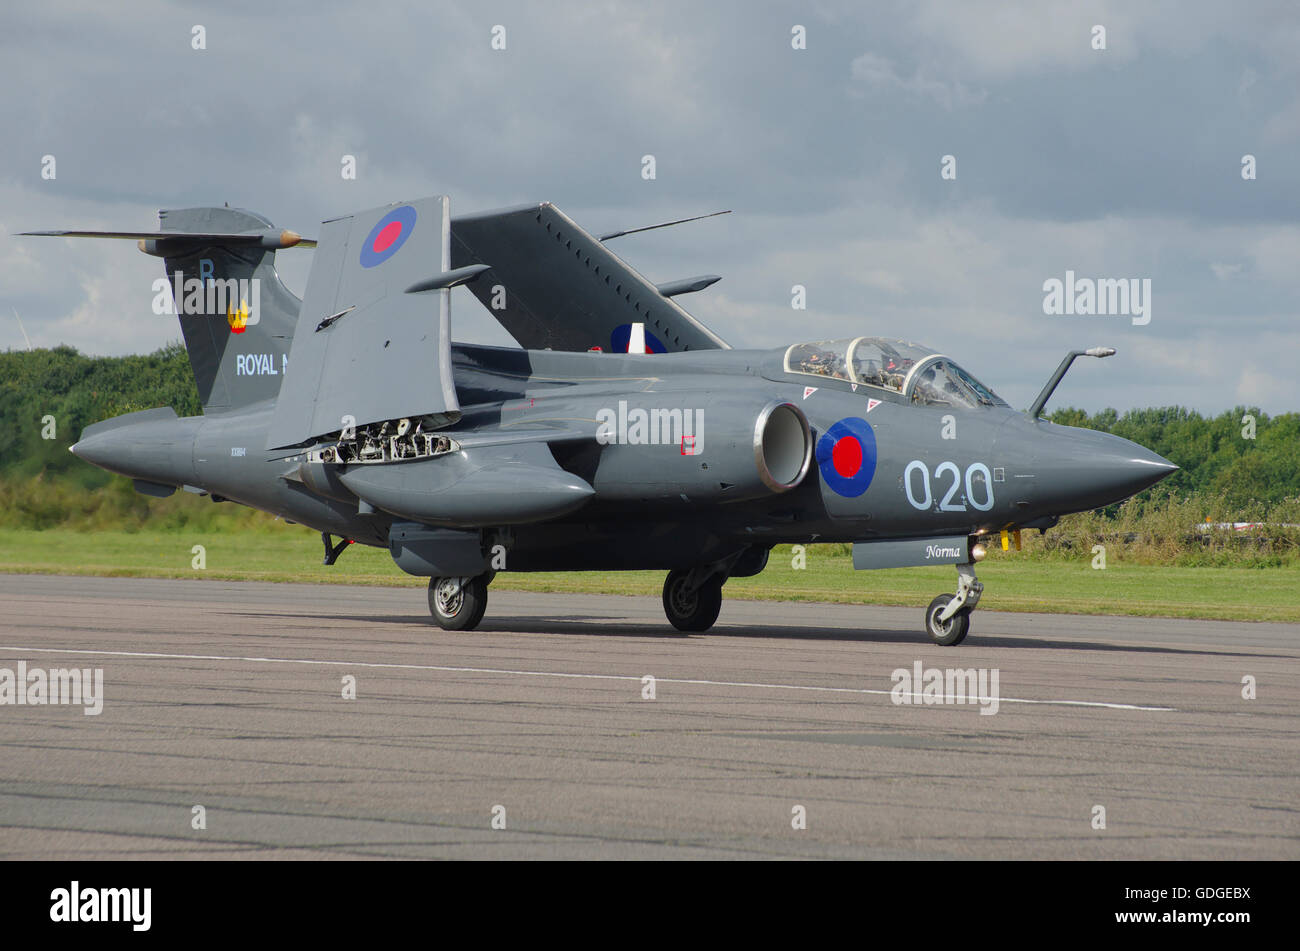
[2,0,1297,414]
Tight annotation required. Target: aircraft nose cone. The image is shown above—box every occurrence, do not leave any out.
[68,431,122,471]
[69,433,99,464]
[1099,445,1179,501]
[1040,426,1178,512]
[1121,445,1180,489]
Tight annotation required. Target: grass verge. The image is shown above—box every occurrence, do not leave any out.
[1,529,1296,622]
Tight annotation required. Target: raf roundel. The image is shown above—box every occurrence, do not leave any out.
[359,205,417,268]
[816,417,878,498]
[610,323,666,353]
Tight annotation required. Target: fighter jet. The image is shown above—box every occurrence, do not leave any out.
[24,196,1177,645]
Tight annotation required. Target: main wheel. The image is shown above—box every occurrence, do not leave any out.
[429,575,488,631]
[662,569,723,632]
[925,594,971,646]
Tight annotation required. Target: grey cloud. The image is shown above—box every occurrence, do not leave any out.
[1,0,1297,413]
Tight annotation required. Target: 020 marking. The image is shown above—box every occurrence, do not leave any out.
[904,460,994,512]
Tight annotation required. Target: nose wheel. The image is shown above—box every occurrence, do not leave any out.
[925,595,971,646]
[924,563,981,646]
[429,574,489,631]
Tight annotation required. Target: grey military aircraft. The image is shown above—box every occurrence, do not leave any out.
[25,195,1177,645]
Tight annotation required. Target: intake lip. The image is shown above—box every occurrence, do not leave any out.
[753,400,813,492]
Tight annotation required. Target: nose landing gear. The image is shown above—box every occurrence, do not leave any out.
[925,563,982,646]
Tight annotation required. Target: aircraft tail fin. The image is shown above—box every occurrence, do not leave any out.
[24,206,309,413]
[152,207,303,413]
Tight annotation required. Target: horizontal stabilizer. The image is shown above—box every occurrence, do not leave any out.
[20,228,315,249]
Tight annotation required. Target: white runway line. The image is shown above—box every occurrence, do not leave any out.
[0,645,1176,712]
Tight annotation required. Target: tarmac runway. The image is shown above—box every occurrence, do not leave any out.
[0,573,1296,859]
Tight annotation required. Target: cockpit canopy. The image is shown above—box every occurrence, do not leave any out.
[783,337,1008,409]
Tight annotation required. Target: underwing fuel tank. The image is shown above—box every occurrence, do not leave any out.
[336,441,593,527]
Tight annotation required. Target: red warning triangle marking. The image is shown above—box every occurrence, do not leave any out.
[803,387,818,399]
[866,398,881,412]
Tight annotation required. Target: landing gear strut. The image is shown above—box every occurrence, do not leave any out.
[662,567,724,632]
[428,574,489,631]
[321,532,352,566]
[924,563,982,646]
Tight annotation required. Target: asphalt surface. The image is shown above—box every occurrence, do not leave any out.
[0,573,1296,859]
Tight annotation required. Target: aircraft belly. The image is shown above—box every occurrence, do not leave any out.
[504,522,738,571]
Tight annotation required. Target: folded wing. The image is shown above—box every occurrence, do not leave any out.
[450,202,729,354]
[268,196,461,449]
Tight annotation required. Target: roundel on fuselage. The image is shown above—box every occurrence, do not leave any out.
[360,205,417,268]
[816,417,877,498]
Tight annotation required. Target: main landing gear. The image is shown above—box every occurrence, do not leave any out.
[924,563,983,646]
[428,574,490,631]
[662,567,724,632]
[660,547,767,633]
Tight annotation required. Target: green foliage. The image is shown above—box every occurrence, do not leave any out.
[1018,489,1300,567]
[1047,405,1300,506]
[0,472,278,533]
[0,342,200,482]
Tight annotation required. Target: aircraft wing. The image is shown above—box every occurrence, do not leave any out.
[267,196,465,449]
[450,202,730,354]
